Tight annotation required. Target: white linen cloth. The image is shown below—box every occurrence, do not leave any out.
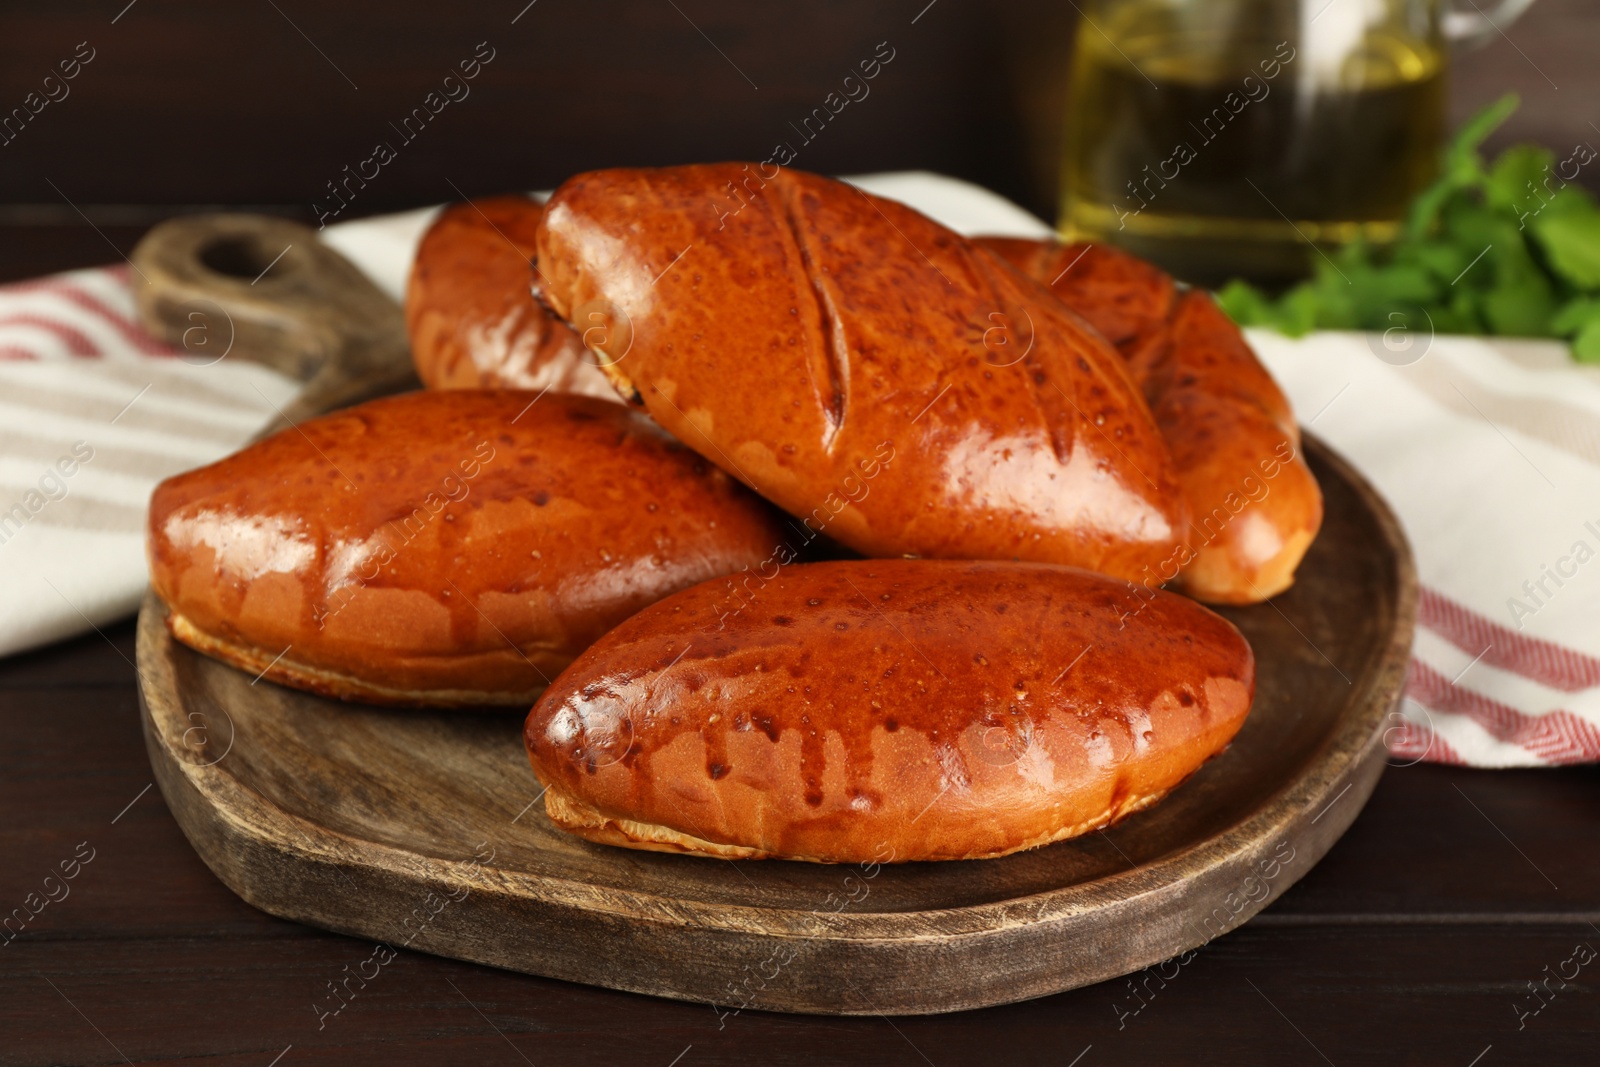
[2,172,1596,767]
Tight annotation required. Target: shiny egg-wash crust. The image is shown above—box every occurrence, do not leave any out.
[406,196,616,398]
[974,237,1324,606]
[526,560,1256,864]
[146,392,788,710]
[166,610,549,708]
[533,165,1192,584]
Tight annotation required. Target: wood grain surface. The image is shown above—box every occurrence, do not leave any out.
[6,587,1597,1064]
[129,213,421,431]
[3,0,1595,224]
[132,434,1415,1015]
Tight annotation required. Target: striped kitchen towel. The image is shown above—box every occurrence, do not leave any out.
[1,172,1597,767]
[1246,329,1600,767]
[0,264,299,656]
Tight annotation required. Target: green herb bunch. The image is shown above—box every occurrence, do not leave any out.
[1217,95,1600,361]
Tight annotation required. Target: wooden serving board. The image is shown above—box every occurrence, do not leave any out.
[131,213,1416,1016]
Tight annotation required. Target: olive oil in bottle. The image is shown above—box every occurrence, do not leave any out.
[1058,0,1447,286]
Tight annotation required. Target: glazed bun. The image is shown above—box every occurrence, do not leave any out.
[148,390,785,706]
[525,559,1254,862]
[532,164,1190,584]
[976,237,1323,605]
[406,195,615,398]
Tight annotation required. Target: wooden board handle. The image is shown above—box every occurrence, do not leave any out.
[131,213,419,431]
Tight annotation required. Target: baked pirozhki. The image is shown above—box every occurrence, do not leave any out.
[977,238,1323,604]
[147,391,785,706]
[532,164,1190,585]
[524,559,1254,863]
[406,196,615,398]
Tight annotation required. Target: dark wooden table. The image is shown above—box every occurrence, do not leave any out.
[4,617,1597,1066]
[5,2,1600,1061]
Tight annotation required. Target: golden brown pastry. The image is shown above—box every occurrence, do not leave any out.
[532,164,1189,585]
[525,559,1255,863]
[974,237,1178,369]
[147,390,785,706]
[977,238,1323,604]
[406,195,615,398]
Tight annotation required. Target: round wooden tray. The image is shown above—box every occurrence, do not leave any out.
[135,434,1414,1016]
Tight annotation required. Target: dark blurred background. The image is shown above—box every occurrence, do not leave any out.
[2,0,1595,280]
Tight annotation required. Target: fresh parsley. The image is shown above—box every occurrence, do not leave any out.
[1216,95,1600,362]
